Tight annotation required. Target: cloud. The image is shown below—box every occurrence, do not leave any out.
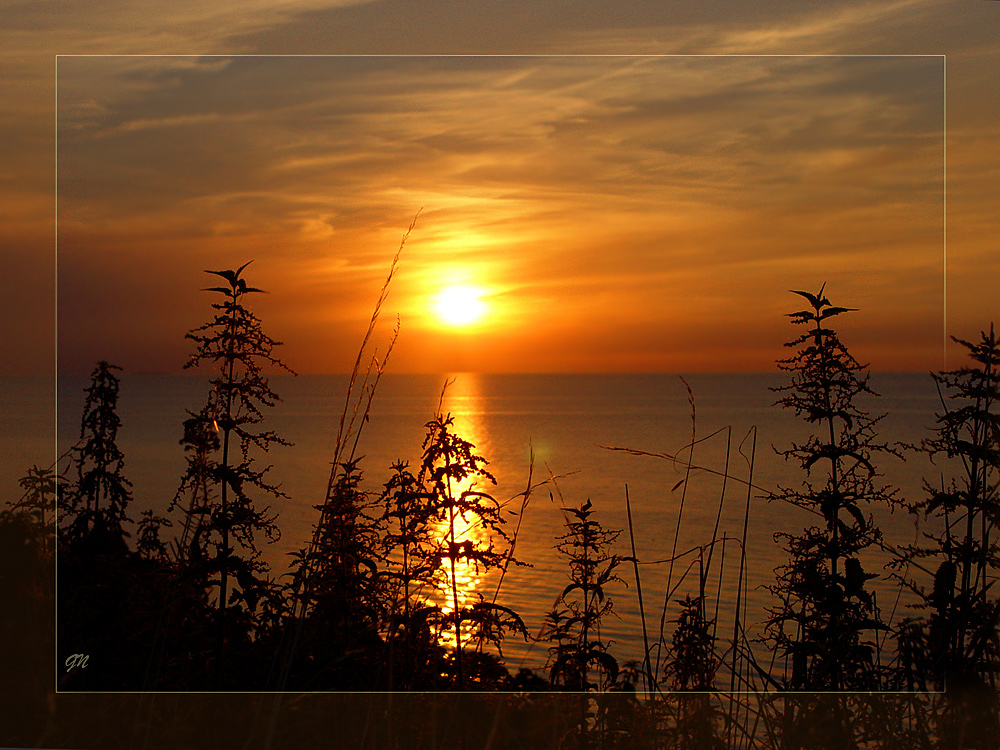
[7,0,997,375]
[49,54,948,373]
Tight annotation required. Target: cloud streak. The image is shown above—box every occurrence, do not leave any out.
[52,54,946,374]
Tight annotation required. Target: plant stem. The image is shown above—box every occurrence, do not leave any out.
[217,287,238,674]
[625,484,654,693]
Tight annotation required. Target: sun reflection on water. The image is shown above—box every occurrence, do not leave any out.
[427,374,493,651]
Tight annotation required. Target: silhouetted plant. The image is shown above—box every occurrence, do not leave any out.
[378,417,535,690]
[379,459,446,689]
[541,499,624,750]
[136,509,172,561]
[665,594,717,691]
[543,499,623,692]
[285,456,389,688]
[895,324,1000,705]
[2,467,57,733]
[11,465,57,550]
[417,411,522,689]
[764,286,896,694]
[662,594,725,750]
[180,261,293,672]
[272,220,412,693]
[6,465,58,578]
[59,361,134,553]
[381,460,437,617]
[128,407,224,688]
[169,407,220,562]
[56,364,175,689]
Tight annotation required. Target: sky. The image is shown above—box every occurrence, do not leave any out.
[3,1,999,376]
[55,54,945,374]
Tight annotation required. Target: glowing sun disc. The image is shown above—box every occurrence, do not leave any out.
[434,286,487,326]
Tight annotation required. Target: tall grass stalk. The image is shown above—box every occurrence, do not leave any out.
[606,403,763,744]
[726,427,757,748]
[602,384,775,694]
[331,212,417,476]
[701,426,731,601]
[484,445,571,655]
[712,535,727,646]
[657,377,697,681]
[265,213,416,727]
[490,445,535,608]
[625,483,654,694]
[300,216,411,604]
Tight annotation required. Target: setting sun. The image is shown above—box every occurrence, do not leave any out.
[433,285,488,327]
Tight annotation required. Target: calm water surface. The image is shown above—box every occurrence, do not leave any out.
[41,372,945,675]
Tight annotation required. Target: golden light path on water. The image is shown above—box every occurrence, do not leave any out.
[428,374,492,652]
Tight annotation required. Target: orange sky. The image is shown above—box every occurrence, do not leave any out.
[53,55,947,374]
[2,2,998,377]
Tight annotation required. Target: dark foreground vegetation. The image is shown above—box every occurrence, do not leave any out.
[2,244,998,746]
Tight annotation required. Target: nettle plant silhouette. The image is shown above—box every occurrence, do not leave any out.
[897,324,1000,692]
[59,361,134,553]
[416,410,526,689]
[57,361,166,689]
[543,499,624,692]
[381,460,436,622]
[13,466,57,541]
[177,262,294,658]
[284,455,391,688]
[662,594,725,750]
[170,408,221,562]
[664,594,717,692]
[765,286,897,692]
[378,459,446,689]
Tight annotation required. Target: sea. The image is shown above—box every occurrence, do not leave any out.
[6,371,948,680]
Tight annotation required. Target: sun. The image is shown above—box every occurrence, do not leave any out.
[433,285,488,327]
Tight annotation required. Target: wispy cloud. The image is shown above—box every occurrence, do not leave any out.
[53,54,946,373]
